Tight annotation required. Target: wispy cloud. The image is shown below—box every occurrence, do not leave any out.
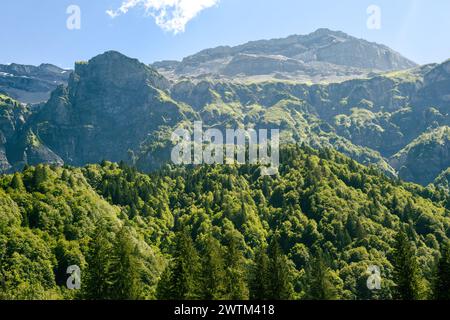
[106,0,220,34]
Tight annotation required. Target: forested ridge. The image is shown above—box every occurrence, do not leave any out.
[1,145,450,300]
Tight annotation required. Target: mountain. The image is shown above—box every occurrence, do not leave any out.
[0,51,394,176]
[434,166,450,191]
[153,28,417,83]
[0,94,31,172]
[0,33,449,185]
[2,29,450,301]
[1,146,449,299]
[2,51,194,170]
[390,126,450,185]
[0,63,71,104]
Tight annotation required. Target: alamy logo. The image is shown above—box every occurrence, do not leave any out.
[367,5,381,30]
[66,5,81,30]
[66,265,81,290]
[366,265,382,290]
[171,122,279,176]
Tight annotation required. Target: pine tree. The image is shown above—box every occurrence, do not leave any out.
[392,229,423,300]
[266,237,294,300]
[223,232,249,300]
[108,226,142,300]
[305,250,337,300]
[199,235,226,299]
[433,242,450,300]
[249,246,270,300]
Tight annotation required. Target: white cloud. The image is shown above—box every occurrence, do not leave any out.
[107,0,220,34]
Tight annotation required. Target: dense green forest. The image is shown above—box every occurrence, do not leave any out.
[1,145,450,300]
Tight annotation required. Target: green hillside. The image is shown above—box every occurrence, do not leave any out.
[390,126,450,185]
[1,146,450,300]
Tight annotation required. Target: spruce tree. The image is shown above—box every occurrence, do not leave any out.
[223,232,249,300]
[305,250,337,300]
[266,237,294,300]
[156,230,201,300]
[108,226,142,299]
[83,225,113,299]
[199,235,226,300]
[155,266,173,300]
[434,242,450,300]
[392,229,423,300]
[249,246,270,300]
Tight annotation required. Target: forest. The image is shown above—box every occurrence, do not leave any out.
[1,145,450,300]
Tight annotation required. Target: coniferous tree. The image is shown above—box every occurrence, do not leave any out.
[200,235,226,299]
[61,169,70,181]
[155,265,173,300]
[32,166,47,189]
[305,250,337,300]
[223,232,249,300]
[10,172,24,190]
[433,242,450,300]
[266,237,294,300]
[83,224,113,299]
[249,246,270,300]
[156,230,201,300]
[392,229,423,300]
[129,204,138,219]
[108,226,142,299]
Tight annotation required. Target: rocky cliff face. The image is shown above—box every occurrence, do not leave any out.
[154,28,417,83]
[27,51,191,167]
[390,126,450,185]
[0,47,449,185]
[0,94,30,171]
[167,58,450,183]
[0,63,71,104]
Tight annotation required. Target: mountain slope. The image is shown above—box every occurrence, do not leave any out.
[10,51,195,168]
[1,146,449,299]
[0,50,449,185]
[154,28,417,82]
[0,164,163,299]
[390,126,450,185]
[0,94,30,171]
[0,63,71,104]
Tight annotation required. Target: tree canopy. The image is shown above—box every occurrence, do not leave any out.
[1,146,450,299]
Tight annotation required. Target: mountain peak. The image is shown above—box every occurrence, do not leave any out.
[153,29,417,82]
[74,51,169,91]
[76,50,142,71]
[92,50,133,62]
[306,28,349,39]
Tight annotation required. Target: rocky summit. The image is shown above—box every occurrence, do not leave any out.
[153,28,417,83]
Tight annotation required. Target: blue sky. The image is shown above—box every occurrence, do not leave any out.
[1,0,449,68]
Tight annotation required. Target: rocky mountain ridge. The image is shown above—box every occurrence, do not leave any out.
[154,28,417,83]
[0,32,449,185]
